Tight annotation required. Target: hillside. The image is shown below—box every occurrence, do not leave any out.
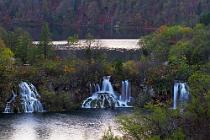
[0,0,210,39]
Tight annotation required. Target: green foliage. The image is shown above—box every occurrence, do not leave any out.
[39,59,63,75]
[0,39,14,64]
[122,60,139,76]
[84,33,96,63]
[143,25,192,62]
[168,56,191,80]
[139,24,210,139]
[15,31,33,64]
[181,70,210,139]
[200,13,210,25]
[118,104,180,140]
[190,24,210,64]
[0,27,9,45]
[113,61,124,80]
[142,24,210,85]
[146,65,171,93]
[0,17,210,140]
[39,22,53,59]
[0,28,41,64]
[67,34,79,46]
[102,127,122,140]
[40,88,78,112]
[165,128,185,140]
[134,23,210,140]
[0,38,15,111]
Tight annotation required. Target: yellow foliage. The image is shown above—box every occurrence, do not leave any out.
[104,64,114,75]
[64,65,76,73]
[179,27,193,34]
[0,38,14,64]
[123,60,139,75]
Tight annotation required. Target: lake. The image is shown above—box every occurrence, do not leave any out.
[0,109,132,140]
[33,39,140,50]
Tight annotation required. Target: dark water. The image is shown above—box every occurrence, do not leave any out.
[20,25,148,40]
[0,109,132,140]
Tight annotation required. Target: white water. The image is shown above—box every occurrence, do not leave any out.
[4,91,17,113]
[173,82,189,109]
[119,80,132,107]
[20,82,43,113]
[82,76,132,108]
[3,82,44,113]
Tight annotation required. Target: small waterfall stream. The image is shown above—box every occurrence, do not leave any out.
[4,91,17,113]
[119,80,132,106]
[3,82,44,113]
[173,82,189,109]
[82,76,132,108]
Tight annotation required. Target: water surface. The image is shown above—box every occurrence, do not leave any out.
[0,109,131,140]
[34,39,140,49]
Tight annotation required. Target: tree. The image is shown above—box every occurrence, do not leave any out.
[85,33,95,63]
[200,13,210,25]
[142,25,192,63]
[39,22,52,59]
[118,104,183,140]
[15,32,32,64]
[185,70,210,139]
[67,34,79,46]
[0,38,14,109]
[0,38,14,65]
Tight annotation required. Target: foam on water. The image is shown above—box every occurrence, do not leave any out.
[82,76,132,108]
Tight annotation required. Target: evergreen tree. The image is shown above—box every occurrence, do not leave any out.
[15,32,32,64]
[39,22,52,59]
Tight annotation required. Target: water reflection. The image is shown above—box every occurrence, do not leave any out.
[0,109,131,140]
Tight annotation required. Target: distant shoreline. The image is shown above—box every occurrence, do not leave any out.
[33,39,140,50]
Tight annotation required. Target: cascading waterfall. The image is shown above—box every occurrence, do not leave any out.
[3,82,44,113]
[4,91,17,113]
[82,76,132,108]
[173,82,189,109]
[20,82,44,113]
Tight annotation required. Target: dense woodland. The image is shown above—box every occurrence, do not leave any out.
[0,22,210,139]
[1,0,210,38]
[0,1,210,140]
[103,24,210,140]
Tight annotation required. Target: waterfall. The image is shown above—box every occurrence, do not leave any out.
[118,80,132,107]
[3,91,17,113]
[173,82,189,109]
[19,82,43,113]
[82,76,132,108]
[3,82,44,113]
[101,76,114,94]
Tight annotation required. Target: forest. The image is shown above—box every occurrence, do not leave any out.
[1,0,210,39]
[0,1,210,140]
[0,22,210,139]
[102,25,210,139]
